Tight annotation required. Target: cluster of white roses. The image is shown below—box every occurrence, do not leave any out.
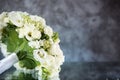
[0,11,64,80]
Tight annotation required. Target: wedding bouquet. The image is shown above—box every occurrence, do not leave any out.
[0,11,64,80]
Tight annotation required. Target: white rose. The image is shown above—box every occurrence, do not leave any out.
[8,11,23,27]
[49,43,62,55]
[30,15,46,25]
[39,40,44,46]
[54,54,64,67]
[16,27,26,38]
[28,40,40,49]
[31,29,41,40]
[43,55,55,67]
[4,17,9,23]
[33,49,47,63]
[16,23,33,39]
[44,26,53,37]
[0,12,8,27]
[49,43,64,66]
[48,75,60,80]
[23,24,41,41]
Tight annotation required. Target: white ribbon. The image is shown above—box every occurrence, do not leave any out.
[0,53,18,74]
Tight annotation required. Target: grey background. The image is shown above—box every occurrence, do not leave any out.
[0,0,120,62]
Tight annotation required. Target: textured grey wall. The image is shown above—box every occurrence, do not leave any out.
[0,0,120,62]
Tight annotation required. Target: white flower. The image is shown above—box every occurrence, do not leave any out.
[4,17,9,23]
[0,12,8,28]
[39,40,44,46]
[16,23,41,40]
[25,29,41,41]
[49,43,62,55]
[0,12,7,21]
[44,26,53,37]
[8,11,23,27]
[49,43,64,66]
[49,38,54,45]
[33,49,59,69]
[16,27,26,38]
[48,75,60,80]
[33,49,47,63]
[34,66,42,80]
[43,55,55,68]
[31,29,41,39]
[0,43,11,57]
[30,15,46,25]
[28,40,40,49]
[24,24,41,41]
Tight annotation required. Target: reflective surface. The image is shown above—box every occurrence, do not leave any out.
[1,62,120,80]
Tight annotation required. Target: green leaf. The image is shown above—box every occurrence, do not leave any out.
[19,57,37,69]
[2,24,25,52]
[41,32,49,40]
[6,71,37,80]
[52,32,59,42]
[1,23,39,69]
[17,51,27,60]
[17,51,40,69]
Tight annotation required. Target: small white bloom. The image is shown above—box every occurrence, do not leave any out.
[54,54,64,67]
[28,40,40,49]
[31,29,41,39]
[33,49,47,63]
[48,75,60,80]
[49,43,64,66]
[30,15,46,25]
[24,24,41,41]
[16,27,26,38]
[34,66,42,80]
[44,26,53,37]
[44,55,55,67]
[49,43,62,55]
[48,68,60,79]
[24,23,35,40]
[39,40,44,46]
[0,12,8,27]
[4,17,9,23]
[48,38,54,45]
[0,12,7,19]
[8,11,23,27]
[0,43,11,57]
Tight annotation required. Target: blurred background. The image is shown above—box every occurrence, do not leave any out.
[1,0,120,80]
[0,0,120,62]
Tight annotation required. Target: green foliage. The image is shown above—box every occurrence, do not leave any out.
[42,67,50,80]
[1,23,39,69]
[41,32,49,40]
[52,32,59,42]
[2,23,33,53]
[6,71,37,80]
